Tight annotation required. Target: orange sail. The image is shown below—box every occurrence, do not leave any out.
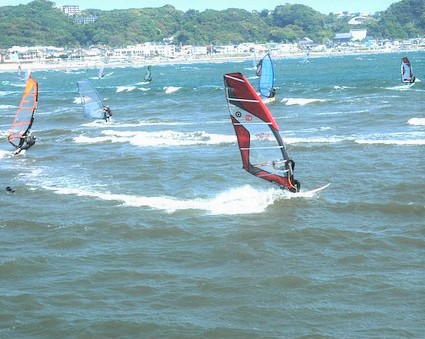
[8,77,38,148]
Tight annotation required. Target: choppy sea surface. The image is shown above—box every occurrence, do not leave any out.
[1,51,424,337]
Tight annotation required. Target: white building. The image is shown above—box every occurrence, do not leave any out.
[350,29,367,41]
[60,5,80,16]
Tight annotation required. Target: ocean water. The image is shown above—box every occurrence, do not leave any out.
[0,51,424,337]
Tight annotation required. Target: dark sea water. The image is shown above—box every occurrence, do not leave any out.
[1,51,424,337]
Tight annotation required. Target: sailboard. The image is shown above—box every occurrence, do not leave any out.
[256,53,276,102]
[77,79,106,120]
[144,65,152,82]
[301,52,310,64]
[401,57,415,84]
[17,65,23,79]
[223,72,300,193]
[98,65,104,79]
[8,77,38,152]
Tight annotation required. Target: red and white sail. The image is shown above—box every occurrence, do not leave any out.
[223,72,300,192]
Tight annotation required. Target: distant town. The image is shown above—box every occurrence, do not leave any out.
[3,37,424,69]
[1,4,424,68]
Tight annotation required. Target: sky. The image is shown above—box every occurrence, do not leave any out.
[2,0,399,14]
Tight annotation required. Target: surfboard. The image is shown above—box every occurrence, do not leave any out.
[307,183,330,194]
[296,183,330,197]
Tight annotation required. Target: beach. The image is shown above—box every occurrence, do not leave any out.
[2,45,424,73]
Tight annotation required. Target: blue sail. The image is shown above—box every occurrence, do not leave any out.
[401,57,415,84]
[257,53,275,99]
[77,79,105,120]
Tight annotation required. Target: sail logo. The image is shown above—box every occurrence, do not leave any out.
[255,132,271,140]
[245,114,252,122]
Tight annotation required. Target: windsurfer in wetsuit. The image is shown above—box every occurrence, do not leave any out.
[255,59,263,76]
[272,159,300,192]
[102,106,112,122]
[401,57,416,83]
[286,159,300,193]
[14,133,36,155]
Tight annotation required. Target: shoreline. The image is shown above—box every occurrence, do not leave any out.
[1,47,423,73]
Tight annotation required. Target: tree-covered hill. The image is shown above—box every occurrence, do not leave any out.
[368,0,425,39]
[0,0,423,49]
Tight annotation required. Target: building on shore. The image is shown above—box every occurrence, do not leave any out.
[2,37,425,66]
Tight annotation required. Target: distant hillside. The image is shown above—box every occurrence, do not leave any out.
[0,0,423,49]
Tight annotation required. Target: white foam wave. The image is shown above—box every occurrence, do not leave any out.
[0,104,15,109]
[116,85,137,93]
[281,98,328,105]
[9,83,26,88]
[408,118,425,126]
[73,135,114,144]
[0,150,9,159]
[355,139,425,145]
[64,70,84,74]
[74,129,236,146]
[91,121,193,128]
[39,184,320,215]
[130,130,235,146]
[385,84,414,91]
[164,86,181,94]
[285,137,346,144]
[333,85,354,90]
[0,91,16,97]
[81,120,110,127]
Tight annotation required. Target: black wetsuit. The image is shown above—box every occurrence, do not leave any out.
[15,134,36,154]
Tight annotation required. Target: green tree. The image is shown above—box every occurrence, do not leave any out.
[0,0,423,49]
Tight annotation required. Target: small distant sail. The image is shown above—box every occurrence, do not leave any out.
[98,65,105,79]
[8,77,38,151]
[401,57,415,83]
[252,51,257,68]
[144,65,152,82]
[17,65,30,80]
[257,53,275,100]
[223,72,300,193]
[77,79,106,120]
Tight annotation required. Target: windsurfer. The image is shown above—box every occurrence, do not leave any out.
[6,186,15,193]
[14,134,36,155]
[255,59,263,76]
[401,57,416,83]
[103,106,112,122]
[288,179,301,193]
[285,159,300,193]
